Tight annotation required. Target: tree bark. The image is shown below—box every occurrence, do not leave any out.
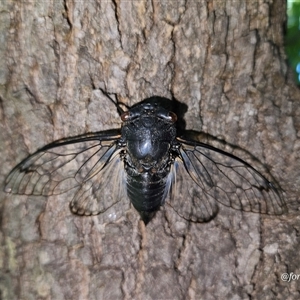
[0,0,299,299]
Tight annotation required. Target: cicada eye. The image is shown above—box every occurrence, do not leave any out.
[168,112,177,123]
[121,111,130,121]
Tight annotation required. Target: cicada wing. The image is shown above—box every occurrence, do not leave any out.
[4,130,122,197]
[167,158,219,222]
[177,138,287,215]
[70,152,128,216]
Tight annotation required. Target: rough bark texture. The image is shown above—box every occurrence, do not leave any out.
[0,0,299,299]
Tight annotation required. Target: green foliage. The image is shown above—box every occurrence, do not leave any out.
[286,0,300,84]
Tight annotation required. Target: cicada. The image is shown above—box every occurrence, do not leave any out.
[4,96,286,224]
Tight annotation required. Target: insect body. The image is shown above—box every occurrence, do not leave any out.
[4,96,286,224]
[120,100,178,223]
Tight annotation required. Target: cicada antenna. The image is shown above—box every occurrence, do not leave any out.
[99,88,129,116]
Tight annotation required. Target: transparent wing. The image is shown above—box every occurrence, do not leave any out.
[70,152,127,216]
[167,158,219,222]
[4,130,127,215]
[172,138,286,218]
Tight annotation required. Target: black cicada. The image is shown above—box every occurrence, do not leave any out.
[4,96,286,224]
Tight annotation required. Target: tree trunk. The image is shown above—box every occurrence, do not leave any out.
[1,0,299,299]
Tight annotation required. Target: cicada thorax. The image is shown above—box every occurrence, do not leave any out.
[121,100,177,223]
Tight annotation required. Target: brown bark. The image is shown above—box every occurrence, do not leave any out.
[0,0,299,299]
